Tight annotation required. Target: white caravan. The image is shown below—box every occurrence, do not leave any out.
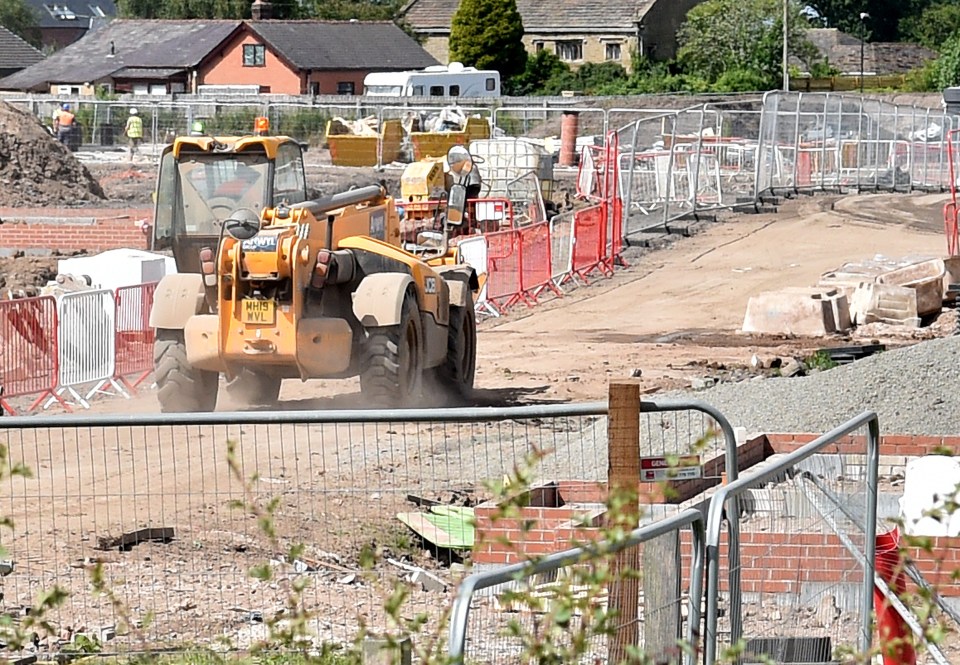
[363,63,500,98]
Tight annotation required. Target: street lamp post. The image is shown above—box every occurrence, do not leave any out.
[782,0,789,92]
[859,12,869,95]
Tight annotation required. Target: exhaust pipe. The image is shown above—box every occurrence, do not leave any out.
[291,184,385,218]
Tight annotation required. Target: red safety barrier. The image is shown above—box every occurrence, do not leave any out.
[484,228,523,313]
[874,527,916,665]
[0,295,60,415]
[518,221,561,305]
[946,129,960,257]
[114,282,157,393]
[945,201,959,257]
[567,204,608,284]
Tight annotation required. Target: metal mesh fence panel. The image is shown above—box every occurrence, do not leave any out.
[452,510,705,665]
[0,406,609,654]
[704,413,880,665]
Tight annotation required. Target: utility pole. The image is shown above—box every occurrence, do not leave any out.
[782,0,789,91]
[859,12,870,95]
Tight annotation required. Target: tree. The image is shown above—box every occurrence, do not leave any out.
[308,0,403,20]
[932,32,960,89]
[676,0,820,89]
[0,0,40,46]
[504,50,571,95]
[117,0,303,19]
[805,0,933,42]
[900,2,960,49]
[449,0,526,80]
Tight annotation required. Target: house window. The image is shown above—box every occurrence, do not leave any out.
[429,85,444,96]
[243,44,265,67]
[556,41,583,62]
[449,85,460,97]
[534,41,544,52]
[337,81,355,95]
[605,42,622,61]
[309,82,320,95]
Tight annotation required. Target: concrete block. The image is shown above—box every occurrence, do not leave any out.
[742,286,850,337]
[849,282,919,326]
[943,256,960,297]
[877,258,945,317]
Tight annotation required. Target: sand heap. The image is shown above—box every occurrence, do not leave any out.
[0,101,105,206]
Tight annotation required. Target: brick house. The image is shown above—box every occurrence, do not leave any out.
[201,20,438,95]
[399,0,707,72]
[0,18,437,95]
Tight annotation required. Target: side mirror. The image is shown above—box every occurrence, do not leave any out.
[446,183,467,227]
[223,208,262,241]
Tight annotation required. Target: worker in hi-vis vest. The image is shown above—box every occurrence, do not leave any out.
[125,107,143,161]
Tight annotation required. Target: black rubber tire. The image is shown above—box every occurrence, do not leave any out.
[360,291,424,407]
[225,369,282,406]
[432,303,477,398]
[153,329,219,413]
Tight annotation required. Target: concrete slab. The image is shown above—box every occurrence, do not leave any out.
[877,258,945,317]
[848,282,920,327]
[741,287,851,337]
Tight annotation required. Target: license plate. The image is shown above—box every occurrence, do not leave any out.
[241,299,275,325]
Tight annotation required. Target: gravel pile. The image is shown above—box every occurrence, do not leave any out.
[677,334,960,436]
[0,101,104,206]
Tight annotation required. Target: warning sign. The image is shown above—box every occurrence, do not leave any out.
[640,455,702,482]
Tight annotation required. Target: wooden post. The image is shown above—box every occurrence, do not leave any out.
[607,380,641,664]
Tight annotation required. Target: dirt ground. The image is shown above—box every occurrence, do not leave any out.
[64,185,948,415]
[2,159,957,661]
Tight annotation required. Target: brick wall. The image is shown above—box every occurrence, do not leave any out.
[474,433,960,596]
[0,208,151,253]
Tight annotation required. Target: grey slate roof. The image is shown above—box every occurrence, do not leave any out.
[401,0,653,32]
[23,0,117,30]
[248,21,438,70]
[801,28,937,75]
[0,19,241,91]
[0,25,43,70]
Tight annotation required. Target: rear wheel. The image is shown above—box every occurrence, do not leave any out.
[360,291,424,407]
[431,303,477,400]
[153,329,219,413]
[225,369,282,407]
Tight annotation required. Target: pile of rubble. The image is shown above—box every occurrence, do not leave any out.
[0,101,105,206]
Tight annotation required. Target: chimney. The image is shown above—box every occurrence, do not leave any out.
[251,0,272,20]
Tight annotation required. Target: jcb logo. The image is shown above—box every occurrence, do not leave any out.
[242,235,278,252]
[425,277,437,294]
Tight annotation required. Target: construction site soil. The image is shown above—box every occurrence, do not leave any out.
[0,148,957,659]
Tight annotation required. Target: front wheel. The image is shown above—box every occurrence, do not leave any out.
[360,291,424,407]
[153,329,219,413]
[430,303,477,400]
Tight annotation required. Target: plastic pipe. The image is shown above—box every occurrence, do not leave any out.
[874,527,916,665]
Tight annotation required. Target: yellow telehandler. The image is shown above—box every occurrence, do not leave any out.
[148,120,478,412]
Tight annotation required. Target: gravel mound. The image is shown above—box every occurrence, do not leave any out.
[677,334,960,436]
[0,101,104,206]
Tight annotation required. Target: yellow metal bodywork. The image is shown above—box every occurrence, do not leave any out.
[208,195,450,380]
[171,134,295,159]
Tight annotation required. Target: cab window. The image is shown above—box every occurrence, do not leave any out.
[273,142,307,205]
